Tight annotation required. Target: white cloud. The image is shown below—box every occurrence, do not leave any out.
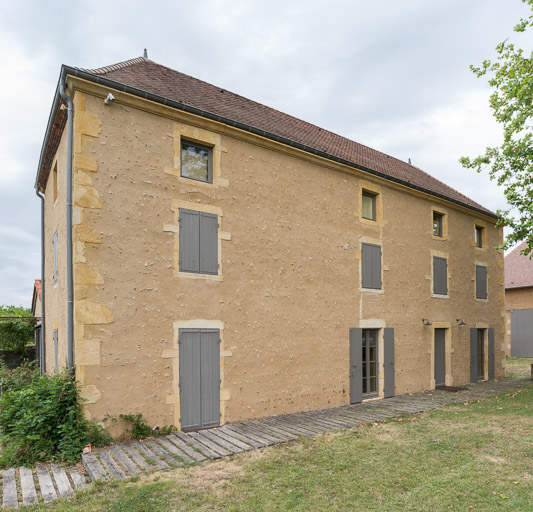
[1,0,532,306]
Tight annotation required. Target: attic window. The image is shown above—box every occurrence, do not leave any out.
[181,141,212,183]
[433,212,444,237]
[362,191,377,221]
[475,226,484,248]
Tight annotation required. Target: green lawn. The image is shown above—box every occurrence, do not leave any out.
[26,380,533,512]
[506,356,532,377]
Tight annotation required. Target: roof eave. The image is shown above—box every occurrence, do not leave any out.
[36,65,499,220]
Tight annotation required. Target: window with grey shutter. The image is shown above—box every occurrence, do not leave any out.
[53,229,58,284]
[179,209,218,275]
[361,243,381,289]
[433,256,447,295]
[199,212,218,274]
[476,265,487,299]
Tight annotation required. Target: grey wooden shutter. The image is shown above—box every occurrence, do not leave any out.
[433,257,447,295]
[179,329,202,430]
[199,212,218,275]
[470,328,478,383]
[200,330,220,427]
[362,243,381,289]
[488,328,495,380]
[476,265,487,299]
[53,229,58,284]
[179,209,200,273]
[349,328,363,403]
[383,328,395,398]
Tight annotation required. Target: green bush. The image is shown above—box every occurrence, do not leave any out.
[0,370,89,467]
[86,420,112,448]
[119,413,176,439]
[0,360,40,395]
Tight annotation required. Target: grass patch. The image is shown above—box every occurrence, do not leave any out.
[26,382,533,511]
[506,356,532,377]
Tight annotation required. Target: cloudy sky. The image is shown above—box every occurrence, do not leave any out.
[1,0,532,308]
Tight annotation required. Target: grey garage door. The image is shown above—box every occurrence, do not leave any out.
[179,329,220,430]
[510,309,533,357]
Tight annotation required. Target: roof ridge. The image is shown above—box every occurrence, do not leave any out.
[78,56,148,75]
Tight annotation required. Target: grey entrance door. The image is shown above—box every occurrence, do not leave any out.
[511,309,533,357]
[434,328,446,387]
[179,329,220,430]
[362,329,379,397]
[477,329,485,381]
[350,328,395,403]
[470,328,495,382]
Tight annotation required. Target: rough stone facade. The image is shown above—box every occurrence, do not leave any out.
[42,77,505,432]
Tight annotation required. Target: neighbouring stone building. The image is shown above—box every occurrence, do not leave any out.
[505,242,533,357]
[35,56,506,432]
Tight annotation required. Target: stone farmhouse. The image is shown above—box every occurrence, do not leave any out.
[34,56,505,431]
[504,242,533,357]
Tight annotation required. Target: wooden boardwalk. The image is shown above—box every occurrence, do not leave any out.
[1,376,529,508]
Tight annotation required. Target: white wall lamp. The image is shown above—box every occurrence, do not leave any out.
[104,93,115,105]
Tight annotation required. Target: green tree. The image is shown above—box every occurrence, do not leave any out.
[460,0,533,254]
[0,306,35,355]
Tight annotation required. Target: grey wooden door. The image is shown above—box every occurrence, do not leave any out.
[470,328,478,383]
[179,329,220,430]
[488,328,495,380]
[434,328,446,387]
[383,328,395,398]
[511,309,533,357]
[349,328,363,404]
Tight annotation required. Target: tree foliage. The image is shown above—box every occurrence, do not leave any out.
[460,0,533,254]
[0,306,35,355]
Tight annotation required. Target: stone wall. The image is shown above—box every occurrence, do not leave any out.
[43,77,506,432]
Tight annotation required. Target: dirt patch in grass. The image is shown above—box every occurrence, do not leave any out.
[141,447,271,497]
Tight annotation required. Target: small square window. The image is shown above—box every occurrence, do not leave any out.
[362,191,376,221]
[181,141,212,183]
[433,212,443,237]
[475,226,484,248]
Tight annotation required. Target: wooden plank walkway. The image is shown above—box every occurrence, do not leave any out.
[0,376,528,508]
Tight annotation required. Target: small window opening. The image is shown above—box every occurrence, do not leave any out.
[433,212,443,237]
[181,141,212,183]
[475,226,484,248]
[362,191,376,221]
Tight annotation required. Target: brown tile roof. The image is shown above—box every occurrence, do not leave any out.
[37,98,67,192]
[42,56,496,217]
[34,279,41,300]
[505,242,533,289]
[31,279,42,317]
